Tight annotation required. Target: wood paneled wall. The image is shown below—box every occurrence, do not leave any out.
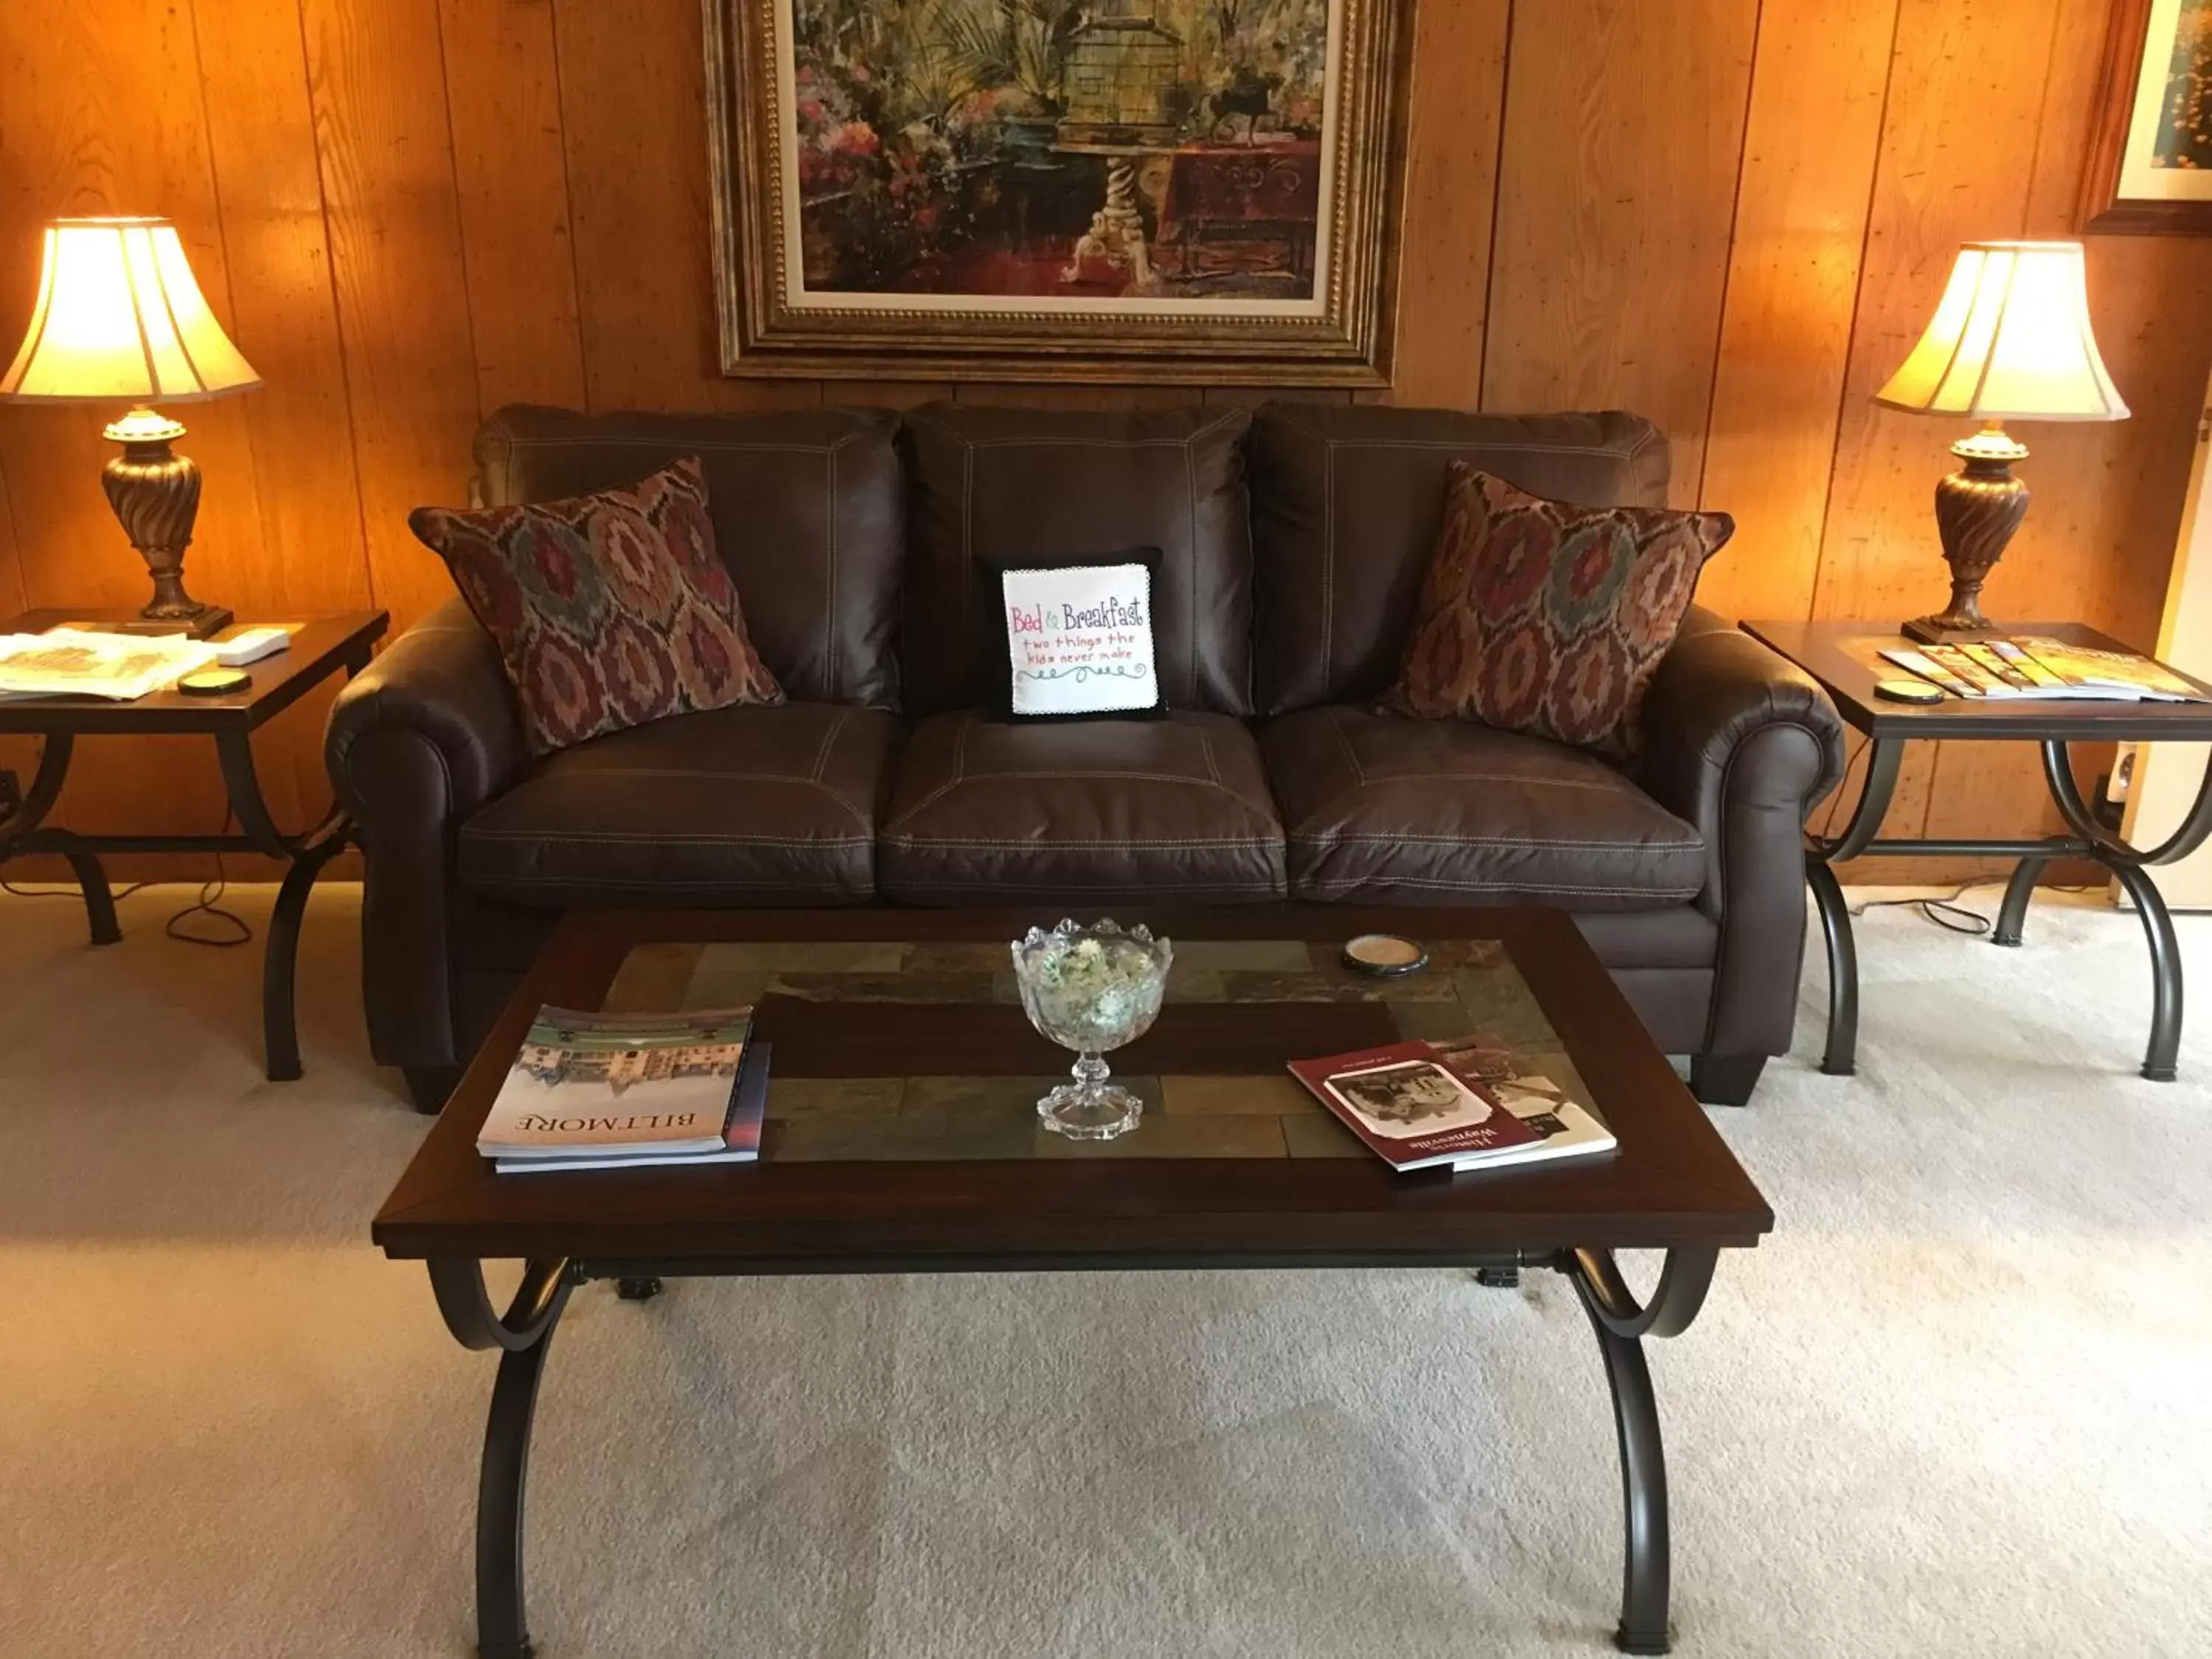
[4,0,2211,884]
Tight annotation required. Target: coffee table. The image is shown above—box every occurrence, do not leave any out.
[373,907,1773,1658]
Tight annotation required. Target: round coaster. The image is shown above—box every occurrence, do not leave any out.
[1874,677,1944,705]
[1343,933,1428,977]
[178,667,251,696]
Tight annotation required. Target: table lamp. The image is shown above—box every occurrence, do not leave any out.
[1874,240,2128,644]
[0,217,261,638]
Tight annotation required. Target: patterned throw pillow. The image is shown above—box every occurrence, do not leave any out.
[1386,462,1731,754]
[409,456,782,756]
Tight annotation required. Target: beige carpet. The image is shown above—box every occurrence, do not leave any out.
[1,882,2208,1659]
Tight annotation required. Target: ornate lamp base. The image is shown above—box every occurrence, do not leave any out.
[1902,422,2029,644]
[98,407,232,640]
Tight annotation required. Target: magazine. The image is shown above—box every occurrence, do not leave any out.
[478,1004,754,1159]
[493,1043,771,1173]
[1876,636,2210,703]
[1427,1032,1618,1169]
[0,628,223,700]
[1288,1040,1541,1172]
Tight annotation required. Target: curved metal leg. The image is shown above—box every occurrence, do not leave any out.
[262,834,346,1080]
[1992,854,2048,948]
[1805,860,1858,1076]
[427,1260,574,1658]
[60,844,121,945]
[478,1326,557,1659]
[2111,863,2183,1082]
[1576,1277,1672,1653]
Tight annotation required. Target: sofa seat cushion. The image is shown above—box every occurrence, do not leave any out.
[459,702,899,906]
[879,710,1287,904]
[1259,705,1705,910]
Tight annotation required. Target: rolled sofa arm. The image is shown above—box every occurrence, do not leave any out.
[1634,607,1848,1059]
[326,599,526,1068]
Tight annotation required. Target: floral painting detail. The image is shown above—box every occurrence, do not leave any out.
[410,457,783,757]
[1386,463,1731,755]
[790,0,1331,302]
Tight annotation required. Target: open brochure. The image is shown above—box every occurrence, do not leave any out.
[0,628,223,701]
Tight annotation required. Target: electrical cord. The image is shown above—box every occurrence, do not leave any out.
[1,804,254,947]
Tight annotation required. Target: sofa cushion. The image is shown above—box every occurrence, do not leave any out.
[1248,403,1671,715]
[899,403,1254,717]
[410,456,785,757]
[459,702,900,906]
[1259,705,1705,909]
[474,405,904,709]
[879,710,1286,904]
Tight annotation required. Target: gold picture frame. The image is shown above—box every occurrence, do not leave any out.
[704,0,1414,383]
[2080,0,2212,234]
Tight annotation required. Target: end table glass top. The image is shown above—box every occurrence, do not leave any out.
[599,935,1595,1163]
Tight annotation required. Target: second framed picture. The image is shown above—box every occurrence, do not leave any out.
[2081,0,2212,233]
[705,0,1415,383]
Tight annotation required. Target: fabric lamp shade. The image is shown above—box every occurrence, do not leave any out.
[1874,241,2127,423]
[0,218,259,404]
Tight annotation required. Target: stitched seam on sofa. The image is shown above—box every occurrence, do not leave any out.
[493,767,873,834]
[1301,874,1700,897]
[810,708,848,784]
[1186,434,1199,703]
[480,877,862,890]
[1326,705,1368,786]
[882,835,1281,849]
[880,718,974,832]
[1321,437,1337,688]
[1317,438,1644,459]
[888,879,1286,893]
[954,413,1245,453]
[1198,730,1222,788]
[467,831,875,846]
[824,444,839,700]
[1293,832,1699,850]
[498,437,845,455]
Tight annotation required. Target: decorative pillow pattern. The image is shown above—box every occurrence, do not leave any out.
[410,456,782,756]
[1387,462,1730,753]
[980,552,1166,722]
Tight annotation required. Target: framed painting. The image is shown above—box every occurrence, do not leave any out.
[2081,0,2212,233]
[704,0,1414,383]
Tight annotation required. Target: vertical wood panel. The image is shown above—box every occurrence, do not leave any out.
[193,0,374,827]
[1696,0,1897,627]
[439,0,588,413]
[554,0,815,415]
[301,0,482,626]
[1482,0,1761,504]
[1373,0,1510,409]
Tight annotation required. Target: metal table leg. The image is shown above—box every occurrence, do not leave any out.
[2039,740,2212,1081]
[1804,740,1905,1078]
[215,728,354,1082]
[1562,1248,1719,1655]
[0,735,120,945]
[430,1259,576,1659]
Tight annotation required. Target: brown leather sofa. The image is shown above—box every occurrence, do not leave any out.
[326,401,1845,1111]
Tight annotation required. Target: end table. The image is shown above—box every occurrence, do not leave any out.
[0,609,389,1080]
[1743,619,2212,1082]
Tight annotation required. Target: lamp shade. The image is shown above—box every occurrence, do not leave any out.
[0,217,259,405]
[1874,240,2127,423]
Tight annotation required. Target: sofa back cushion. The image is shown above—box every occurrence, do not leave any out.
[473,405,904,709]
[899,403,1255,717]
[1248,403,1672,715]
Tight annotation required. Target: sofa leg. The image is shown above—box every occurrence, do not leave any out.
[1688,1054,1766,1107]
[403,1065,464,1116]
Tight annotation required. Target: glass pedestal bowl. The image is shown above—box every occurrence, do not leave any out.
[1010,919,1172,1140]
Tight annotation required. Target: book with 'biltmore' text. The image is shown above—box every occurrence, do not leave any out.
[477,1005,754,1161]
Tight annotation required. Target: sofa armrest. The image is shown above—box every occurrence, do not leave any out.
[324,599,525,1069]
[327,598,524,821]
[1633,606,1847,1057]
